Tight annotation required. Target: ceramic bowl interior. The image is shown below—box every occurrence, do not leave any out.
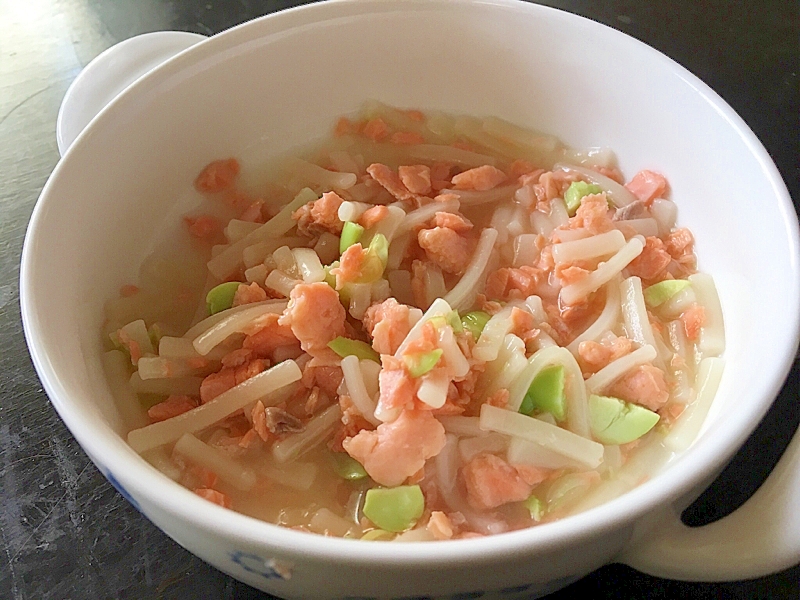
[22,0,799,571]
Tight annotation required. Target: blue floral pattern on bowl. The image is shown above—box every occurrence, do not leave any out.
[230,550,293,580]
[104,470,142,513]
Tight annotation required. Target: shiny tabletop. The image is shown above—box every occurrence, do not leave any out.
[0,1,798,598]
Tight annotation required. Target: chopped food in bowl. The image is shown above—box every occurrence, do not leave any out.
[19,1,800,598]
[108,104,726,541]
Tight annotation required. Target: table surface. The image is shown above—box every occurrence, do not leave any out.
[1,0,798,598]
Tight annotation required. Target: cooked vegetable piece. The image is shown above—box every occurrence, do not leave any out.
[206,282,241,315]
[564,181,603,216]
[461,310,491,339]
[368,233,389,266]
[328,336,381,363]
[340,221,365,254]
[331,452,369,480]
[403,349,443,378]
[523,494,545,522]
[644,279,691,307]
[357,234,390,283]
[519,364,566,421]
[588,394,660,445]
[446,309,464,333]
[363,485,425,532]
[360,529,395,541]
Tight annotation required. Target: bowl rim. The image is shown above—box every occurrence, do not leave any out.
[20,0,800,567]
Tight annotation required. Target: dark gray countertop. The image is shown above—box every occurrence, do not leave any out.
[1,1,798,598]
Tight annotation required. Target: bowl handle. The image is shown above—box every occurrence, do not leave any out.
[56,31,207,157]
[618,425,800,580]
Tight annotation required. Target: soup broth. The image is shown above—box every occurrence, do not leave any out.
[105,103,724,540]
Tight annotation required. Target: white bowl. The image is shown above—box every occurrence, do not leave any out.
[20,1,800,598]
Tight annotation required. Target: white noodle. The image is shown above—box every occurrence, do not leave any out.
[137,357,206,380]
[650,199,677,236]
[119,319,154,364]
[506,437,586,470]
[309,507,360,537]
[328,150,360,175]
[616,218,659,237]
[272,404,342,463]
[481,116,560,154]
[260,459,318,491]
[552,229,626,264]
[183,300,288,340]
[338,201,371,222]
[515,184,537,208]
[158,336,203,360]
[549,198,569,227]
[265,270,301,298]
[341,355,380,426]
[370,278,391,304]
[284,157,357,190]
[396,199,460,236]
[417,369,450,409]
[207,188,316,279]
[347,282,372,320]
[192,302,287,356]
[439,185,518,206]
[242,236,307,269]
[407,144,498,167]
[365,205,406,244]
[518,297,544,324]
[479,405,603,469]
[584,344,658,395]
[567,277,621,354]
[158,335,228,362]
[437,416,486,437]
[513,234,540,267]
[689,273,725,358]
[141,448,181,481]
[530,211,555,236]
[129,372,203,396]
[359,359,381,400]
[244,264,268,285]
[458,433,510,463]
[224,219,261,243]
[620,276,665,367]
[272,245,298,275]
[292,248,326,283]
[560,237,644,305]
[436,324,469,379]
[421,264,447,309]
[472,306,514,363]
[455,116,527,160]
[174,433,256,491]
[564,146,617,169]
[506,345,590,438]
[664,357,725,451]
[554,163,638,207]
[658,286,696,319]
[103,350,147,429]
[443,227,498,311]
[128,360,301,453]
[479,333,526,399]
[555,228,592,243]
[489,340,528,394]
[387,233,411,271]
